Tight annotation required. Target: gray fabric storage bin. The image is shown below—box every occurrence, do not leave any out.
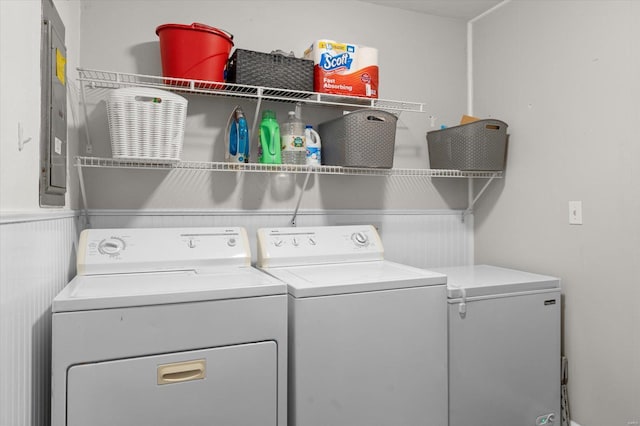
[318,109,398,168]
[426,119,508,171]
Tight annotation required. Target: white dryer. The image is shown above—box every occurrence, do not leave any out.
[51,227,287,426]
[257,225,448,426]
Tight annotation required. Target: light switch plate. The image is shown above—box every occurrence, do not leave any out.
[569,201,582,225]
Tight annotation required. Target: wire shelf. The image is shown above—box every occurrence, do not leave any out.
[75,156,502,178]
[77,68,426,113]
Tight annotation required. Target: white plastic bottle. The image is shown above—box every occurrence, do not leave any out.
[280,111,306,164]
[305,125,322,165]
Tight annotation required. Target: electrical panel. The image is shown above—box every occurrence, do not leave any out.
[40,0,67,207]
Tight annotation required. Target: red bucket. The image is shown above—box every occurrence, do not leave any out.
[156,23,234,82]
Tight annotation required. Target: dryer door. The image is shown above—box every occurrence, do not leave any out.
[67,341,277,426]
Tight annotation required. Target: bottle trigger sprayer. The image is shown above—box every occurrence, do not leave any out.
[225,106,249,163]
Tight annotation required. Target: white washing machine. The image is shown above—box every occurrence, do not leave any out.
[432,264,561,426]
[51,227,287,426]
[256,225,448,426]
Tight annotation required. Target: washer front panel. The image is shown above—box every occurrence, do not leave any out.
[288,285,448,426]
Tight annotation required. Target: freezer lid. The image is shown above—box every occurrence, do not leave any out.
[431,265,560,299]
[53,266,286,312]
[261,260,446,298]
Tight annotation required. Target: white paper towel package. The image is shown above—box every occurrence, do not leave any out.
[304,40,378,99]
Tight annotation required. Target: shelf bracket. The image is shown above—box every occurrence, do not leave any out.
[462,173,498,222]
[290,170,313,227]
[79,80,94,154]
[76,157,91,228]
[250,88,264,143]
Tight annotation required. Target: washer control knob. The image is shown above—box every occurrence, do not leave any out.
[274,239,284,247]
[227,238,237,247]
[292,237,299,247]
[308,237,317,246]
[98,238,125,255]
[352,232,369,246]
[188,239,196,248]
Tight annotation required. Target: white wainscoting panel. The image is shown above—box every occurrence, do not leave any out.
[0,214,78,426]
[86,210,473,268]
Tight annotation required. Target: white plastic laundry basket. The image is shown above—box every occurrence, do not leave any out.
[106,87,187,162]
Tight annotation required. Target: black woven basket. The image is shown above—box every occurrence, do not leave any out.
[226,49,314,91]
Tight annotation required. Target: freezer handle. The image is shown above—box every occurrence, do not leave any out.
[157,359,206,385]
[451,286,467,318]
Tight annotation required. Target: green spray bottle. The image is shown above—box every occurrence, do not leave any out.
[258,110,281,164]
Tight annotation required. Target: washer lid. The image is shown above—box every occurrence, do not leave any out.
[431,265,560,299]
[53,266,286,312]
[261,260,446,298]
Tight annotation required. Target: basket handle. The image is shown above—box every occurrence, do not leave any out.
[134,95,162,104]
[366,115,386,122]
[191,23,234,40]
[485,124,501,130]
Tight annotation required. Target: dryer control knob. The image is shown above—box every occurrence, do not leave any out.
[98,238,125,255]
[352,232,369,246]
[274,239,284,247]
[227,238,237,247]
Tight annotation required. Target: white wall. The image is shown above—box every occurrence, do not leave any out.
[0,0,43,211]
[472,1,640,425]
[76,0,470,211]
[0,1,81,426]
[0,0,81,212]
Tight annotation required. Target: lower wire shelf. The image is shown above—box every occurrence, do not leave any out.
[75,156,503,226]
[75,156,503,178]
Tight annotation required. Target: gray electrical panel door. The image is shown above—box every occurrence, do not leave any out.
[40,0,67,207]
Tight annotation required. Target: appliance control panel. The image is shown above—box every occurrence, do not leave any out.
[77,227,251,275]
[257,225,384,267]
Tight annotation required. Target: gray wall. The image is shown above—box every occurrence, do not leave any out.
[77,0,470,211]
[472,1,640,425]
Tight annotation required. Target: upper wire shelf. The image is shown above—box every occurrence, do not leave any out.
[77,68,426,113]
[75,156,502,178]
